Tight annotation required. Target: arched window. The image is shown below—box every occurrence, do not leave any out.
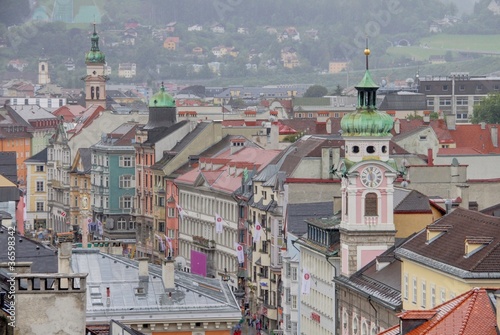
[352,146,360,153]
[365,193,378,216]
[41,64,45,71]
[352,316,359,334]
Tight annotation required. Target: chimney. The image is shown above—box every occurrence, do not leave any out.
[162,257,175,291]
[456,184,469,209]
[230,138,245,154]
[491,126,498,147]
[445,113,456,130]
[138,257,149,281]
[58,242,72,274]
[58,242,72,289]
[394,118,400,134]
[427,148,434,166]
[480,122,486,130]
[423,110,430,123]
[106,287,111,307]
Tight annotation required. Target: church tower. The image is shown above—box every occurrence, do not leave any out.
[83,24,107,109]
[338,45,397,277]
[144,82,177,130]
[38,57,50,85]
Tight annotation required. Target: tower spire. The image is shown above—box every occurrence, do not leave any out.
[364,37,370,70]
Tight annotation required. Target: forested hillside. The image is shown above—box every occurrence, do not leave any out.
[1,0,499,88]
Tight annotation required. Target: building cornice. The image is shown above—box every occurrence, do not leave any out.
[396,248,500,279]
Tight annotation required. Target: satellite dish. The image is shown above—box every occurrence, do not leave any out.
[175,256,186,271]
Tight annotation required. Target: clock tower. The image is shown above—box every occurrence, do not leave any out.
[338,46,397,277]
[83,24,107,109]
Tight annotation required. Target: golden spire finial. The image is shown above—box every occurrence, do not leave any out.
[364,37,370,70]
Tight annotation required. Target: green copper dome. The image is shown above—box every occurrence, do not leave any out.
[340,109,393,137]
[149,83,175,107]
[85,25,105,64]
[340,48,393,137]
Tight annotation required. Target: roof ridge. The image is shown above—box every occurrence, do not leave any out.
[457,288,480,335]
[418,290,473,334]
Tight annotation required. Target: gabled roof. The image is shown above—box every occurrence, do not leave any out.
[392,119,455,145]
[379,288,498,335]
[397,207,500,276]
[175,139,280,194]
[71,148,92,174]
[69,104,106,137]
[280,118,329,135]
[53,105,86,122]
[8,105,57,124]
[144,120,189,144]
[25,148,48,164]
[269,136,344,177]
[394,189,434,214]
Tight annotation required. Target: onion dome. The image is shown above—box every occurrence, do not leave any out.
[148,82,175,108]
[85,24,105,64]
[340,47,393,137]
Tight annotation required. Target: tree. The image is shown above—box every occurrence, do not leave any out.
[304,84,328,97]
[332,84,344,96]
[471,93,500,124]
[0,0,29,27]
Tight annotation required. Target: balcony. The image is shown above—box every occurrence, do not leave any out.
[192,235,216,250]
[364,216,378,225]
[50,180,63,189]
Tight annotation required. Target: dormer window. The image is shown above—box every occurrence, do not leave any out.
[464,236,492,258]
[426,224,452,244]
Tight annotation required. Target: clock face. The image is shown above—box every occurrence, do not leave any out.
[360,166,383,188]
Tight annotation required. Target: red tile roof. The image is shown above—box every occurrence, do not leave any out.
[379,288,498,335]
[175,146,280,193]
[450,124,500,154]
[69,105,105,138]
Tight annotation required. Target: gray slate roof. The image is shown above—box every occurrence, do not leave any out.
[0,152,17,184]
[334,245,402,310]
[286,202,333,236]
[378,92,427,111]
[0,226,58,273]
[24,148,48,163]
[71,249,241,323]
